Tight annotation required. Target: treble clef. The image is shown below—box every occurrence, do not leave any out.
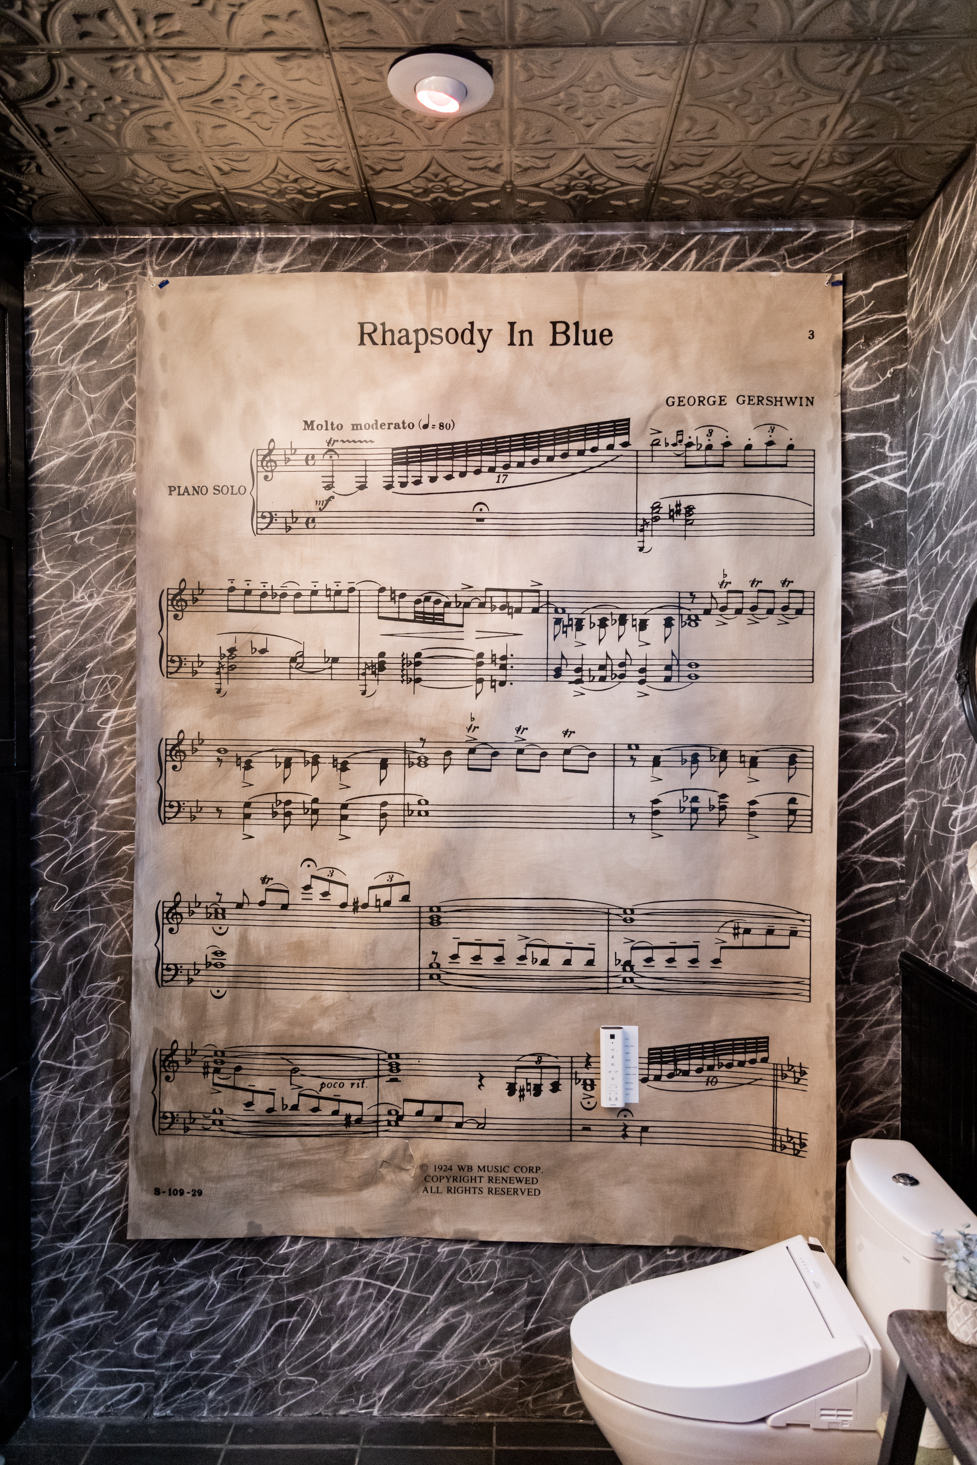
[260,438,277,481]
[169,729,187,773]
[169,578,188,620]
[162,891,184,933]
[160,1038,181,1082]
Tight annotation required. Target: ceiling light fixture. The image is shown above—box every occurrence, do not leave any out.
[387,46,494,118]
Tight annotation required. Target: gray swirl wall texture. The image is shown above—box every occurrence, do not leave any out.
[906,149,977,990]
[27,219,908,1418]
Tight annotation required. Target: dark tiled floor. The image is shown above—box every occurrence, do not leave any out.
[2,1416,619,1464]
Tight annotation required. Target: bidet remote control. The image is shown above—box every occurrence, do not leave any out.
[599,1025,639,1108]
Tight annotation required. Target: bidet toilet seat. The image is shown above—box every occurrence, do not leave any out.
[573,1370,883,1465]
[571,1237,881,1428]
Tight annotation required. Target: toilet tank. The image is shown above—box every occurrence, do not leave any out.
[846,1138,976,1391]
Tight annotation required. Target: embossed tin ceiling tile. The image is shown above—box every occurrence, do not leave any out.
[510,108,580,147]
[207,150,280,186]
[115,0,323,48]
[672,93,839,148]
[512,162,646,216]
[321,0,506,47]
[609,45,689,96]
[369,152,498,203]
[369,185,451,223]
[510,185,576,220]
[436,110,507,148]
[373,184,527,223]
[278,148,360,185]
[119,104,197,150]
[92,48,225,99]
[654,141,806,211]
[46,0,133,48]
[0,131,97,220]
[49,147,129,187]
[650,176,795,216]
[590,106,670,151]
[0,51,54,101]
[304,190,375,223]
[789,164,935,214]
[436,148,507,185]
[689,40,865,103]
[892,140,971,179]
[234,170,373,220]
[879,0,977,36]
[127,148,218,184]
[699,0,955,39]
[277,113,353,151]
[854,38,977,91]
[511,0,694,44]
[749,100,841,144]
[597,0,700,44]
[22,110,145,152]
[0,5,47,47]
[28,188,99,221]
[176,109,271,150]
[187,64,343,149]
[365,148,508,195]
[510,146,582,183]
[850,40,977,112]
[841,97,977,142]
[226,0,324,48]
[357,145,433,186]
[579,145,658,182]
[807,137,953,182]
[512,45,682,108]
[166,189,237,222]
[222,188,306,221]
[348,105,505,152]
[244,50,338,100]
[740,139,827,179]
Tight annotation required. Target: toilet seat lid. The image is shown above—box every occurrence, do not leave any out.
[571,1237,874,1423]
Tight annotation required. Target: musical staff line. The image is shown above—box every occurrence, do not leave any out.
[152,1037,808,1155]
[159,582,815,698]
[155,873,812,1003]
[251,418,815,544]
[157,736,814,842]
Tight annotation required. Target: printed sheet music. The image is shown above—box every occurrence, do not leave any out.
[130,271,842,1247]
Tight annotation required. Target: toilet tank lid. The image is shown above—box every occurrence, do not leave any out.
[848,1140,975,1256]
[570,1237,876,1423]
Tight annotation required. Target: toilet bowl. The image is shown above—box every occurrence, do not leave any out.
[572,1139,975,1464]
[571,1236,882,1465]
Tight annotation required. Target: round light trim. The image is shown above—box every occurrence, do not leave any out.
[415,75,467,114]
[387,50,494,117]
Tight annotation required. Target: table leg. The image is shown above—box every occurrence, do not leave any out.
[878,1363,927,1465]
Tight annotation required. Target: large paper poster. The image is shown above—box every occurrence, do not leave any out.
[130,271,842,1247]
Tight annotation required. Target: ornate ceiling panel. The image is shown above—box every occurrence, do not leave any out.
[0,0,974,224]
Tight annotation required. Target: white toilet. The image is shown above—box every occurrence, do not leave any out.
[846,1138,976,1394]
[571,1138,975,1465]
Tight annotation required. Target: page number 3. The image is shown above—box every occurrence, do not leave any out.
[808,330,815,338]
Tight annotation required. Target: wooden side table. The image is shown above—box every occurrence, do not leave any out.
[878,1310,977,1465]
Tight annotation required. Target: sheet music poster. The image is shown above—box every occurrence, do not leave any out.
[131,271,842,1248]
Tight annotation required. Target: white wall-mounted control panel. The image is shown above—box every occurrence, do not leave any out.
[599,1025,639,1108]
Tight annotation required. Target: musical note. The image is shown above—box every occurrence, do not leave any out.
[154,872,812,1003]
[155,736,813,841]
[152,1037,809,1158]
[249,418,815,543]
[159,582,815,699]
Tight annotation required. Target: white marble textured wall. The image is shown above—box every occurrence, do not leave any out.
[906,156,977,989]
[27,221,908,1417]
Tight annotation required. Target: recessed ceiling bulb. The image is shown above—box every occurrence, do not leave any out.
[387,48,494,117]
[414,76,467,114]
